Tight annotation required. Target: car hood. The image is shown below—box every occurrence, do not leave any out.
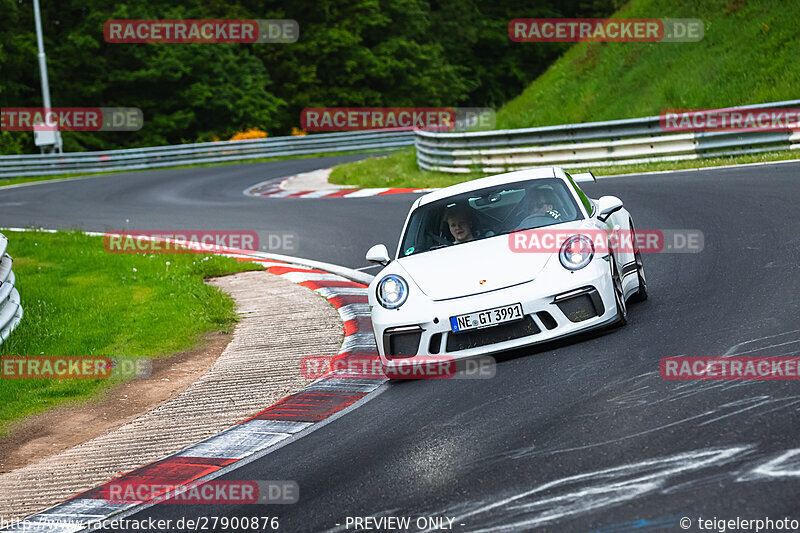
[396,234,555,301]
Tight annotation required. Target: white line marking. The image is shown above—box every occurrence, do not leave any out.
[343,188,389,197]
[336,303,372,321]
[280,272,348,283]
[314,287,369,299]
[296,190,337,198]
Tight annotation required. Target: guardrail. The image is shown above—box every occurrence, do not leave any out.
[0,233,22,345]
[0,130,415,178]
[415,100,800,173]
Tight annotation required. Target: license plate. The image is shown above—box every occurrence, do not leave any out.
[450,303,524,333]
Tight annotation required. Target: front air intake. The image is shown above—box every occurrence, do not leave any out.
[384,326,422,359]
[554,287,604,322]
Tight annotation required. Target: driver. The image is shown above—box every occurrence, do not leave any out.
[443,205,475,244]
[530,189,562,221]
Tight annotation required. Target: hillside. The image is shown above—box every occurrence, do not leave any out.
[496,0,800,128]
[331,0,800,187]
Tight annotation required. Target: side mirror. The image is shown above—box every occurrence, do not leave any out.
[597,196,623,222]
[366,244,391,266]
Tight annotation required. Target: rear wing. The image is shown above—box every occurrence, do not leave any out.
[572,172,596,183]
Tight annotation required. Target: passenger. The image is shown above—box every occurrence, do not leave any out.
[443,205,475,244]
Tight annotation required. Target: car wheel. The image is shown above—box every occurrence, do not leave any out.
[611,256,628,326]
[629,223,648,302]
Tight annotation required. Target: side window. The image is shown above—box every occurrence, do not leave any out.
[565,173,593,215]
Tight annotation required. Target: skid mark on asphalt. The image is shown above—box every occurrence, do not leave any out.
[423,446,749,532]
[738,448,800,481]
[595,371,760,408]
[581,329,800,413]
[333,445,800,532]
[587,329,800,410]
[721,328,800,357]
[484,376,800,463]
[524,394,800,460]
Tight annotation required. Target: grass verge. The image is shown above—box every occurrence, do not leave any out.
[496,0,800,129]
[0,230,262,434]
[328,147,800,189]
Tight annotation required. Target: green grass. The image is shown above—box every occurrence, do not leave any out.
[329,147,800,189]
[0,230,262,434]
[329,150,469,189]
[330,0,800,189]
[497,0,800,129]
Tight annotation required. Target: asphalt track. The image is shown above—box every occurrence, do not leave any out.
[0,154,406,269]
[2,157,800,532]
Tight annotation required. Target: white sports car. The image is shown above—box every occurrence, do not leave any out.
[365,167,647,372]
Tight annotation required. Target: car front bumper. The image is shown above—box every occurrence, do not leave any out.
[370,256,618,368]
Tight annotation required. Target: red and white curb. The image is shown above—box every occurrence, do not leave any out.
[1,252,383,533]
[244,179,432,199]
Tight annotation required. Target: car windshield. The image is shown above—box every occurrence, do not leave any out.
[399,178,583,257]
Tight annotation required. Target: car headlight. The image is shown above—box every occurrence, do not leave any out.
[377,274,409,309]
[559,235,594,270]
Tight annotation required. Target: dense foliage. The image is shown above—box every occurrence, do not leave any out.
[0,0,619,153]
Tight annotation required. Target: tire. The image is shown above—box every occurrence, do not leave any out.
[629,222,648,303]
[611,256,628,327]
